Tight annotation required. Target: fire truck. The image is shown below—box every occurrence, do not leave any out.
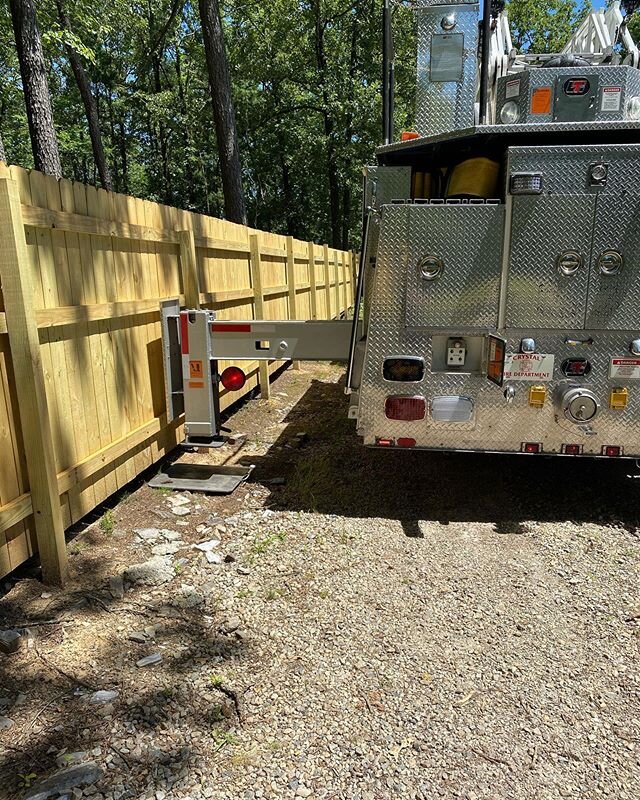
[160,0,640,489]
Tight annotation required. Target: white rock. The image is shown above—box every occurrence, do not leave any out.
[171,506,191,517]
[89,690,119,704]
[205,551,223,564]
[193,539,221,552]
[134,528,160,540]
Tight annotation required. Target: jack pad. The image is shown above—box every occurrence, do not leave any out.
[149,463,253,494]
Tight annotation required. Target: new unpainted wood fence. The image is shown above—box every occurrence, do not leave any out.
[0,164,357,584]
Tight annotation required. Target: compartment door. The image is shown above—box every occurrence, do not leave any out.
[404,204,504,329]
[505,195,595,329]
[585,195,640,330]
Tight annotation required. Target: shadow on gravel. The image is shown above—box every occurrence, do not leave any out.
[238,374,640,537]
[0,578,247,799]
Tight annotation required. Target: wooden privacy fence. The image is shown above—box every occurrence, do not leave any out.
[0,164,357,583]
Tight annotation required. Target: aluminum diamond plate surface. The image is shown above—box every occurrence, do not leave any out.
[358,207,640,456]
[507,144,640,195]
[415,4,478,137]
[587,195,640,330]
[496,67,640,126]
[403,204,504,328]
[506,195,596,329]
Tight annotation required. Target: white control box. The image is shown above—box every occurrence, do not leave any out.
[447,338,467,367]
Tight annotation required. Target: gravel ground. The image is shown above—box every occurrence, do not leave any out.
[0,362,639,800]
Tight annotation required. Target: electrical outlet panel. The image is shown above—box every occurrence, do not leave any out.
[447,338,467,367]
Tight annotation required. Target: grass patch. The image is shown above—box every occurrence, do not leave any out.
[99,510,115,535]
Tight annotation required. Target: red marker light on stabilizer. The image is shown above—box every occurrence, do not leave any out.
[562,444,582,455]
[602,445,622,457]
[522,442,542,454]
[376,438,395,447]
[397,438,416,448]
[220,366,246,392]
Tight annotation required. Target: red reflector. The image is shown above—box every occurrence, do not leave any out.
[563,444,582,455]
[401,131,420,141]
[397,437,416,448]
[376,438,395,447]
[384,396,426,421]
[180,311,189,354]
[603,445,622,457]
[522,442,541,454]
[220,366,246,391]
[212,323,252,333]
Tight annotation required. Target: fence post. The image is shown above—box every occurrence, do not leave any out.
[178,229,200,309]
[286,236,301,371]
[308,241,318,321]
[0,178,68,585]
[342,252,348,314]
[323,244,331,319]
[333,251,340,318]
[249,234,271,399]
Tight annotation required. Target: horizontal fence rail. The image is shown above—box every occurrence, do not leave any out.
[0,163,357,583]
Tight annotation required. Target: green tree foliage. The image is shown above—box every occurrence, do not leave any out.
[506,0,591,52]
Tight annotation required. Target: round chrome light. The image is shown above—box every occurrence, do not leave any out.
[500,100,520,125]
[441,13,456,30]
[626,96,640,121]
[598,249,623,275]
[556,250,582,276]
[562,387,599,424]
[418,254,444,281]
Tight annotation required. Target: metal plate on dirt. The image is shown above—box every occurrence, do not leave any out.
[149,464,253,494]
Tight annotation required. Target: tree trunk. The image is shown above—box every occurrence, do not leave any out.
[312,0,341,248]
[55,0,112,190]
[198,0,247,224]
[0,130,6,163]
[9,0,62,177]
[341,2,360,250]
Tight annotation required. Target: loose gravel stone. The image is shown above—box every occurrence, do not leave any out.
[124,557,174,586]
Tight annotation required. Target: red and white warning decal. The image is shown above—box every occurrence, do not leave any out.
[506,78,521,99]
[504,353,555,382]
[609,357,640,380]
[601,86,622,112]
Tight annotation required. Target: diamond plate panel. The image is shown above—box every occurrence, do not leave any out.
[506,195,595,329]
[363,166,412,211]
[359,324,640,455]
[404,205,504,328]
[507,144,640,195]
[415,4,478,137]
[586,194,640,330]
[496,67,640,126]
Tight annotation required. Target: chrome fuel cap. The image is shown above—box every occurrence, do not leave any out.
[561,387,599,423]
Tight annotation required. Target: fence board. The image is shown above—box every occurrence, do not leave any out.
[0,165,356,581]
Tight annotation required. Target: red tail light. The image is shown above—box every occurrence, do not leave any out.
[522,442,541,454]
[220,366,246,391]
[376,437,395,447]
[397,438,416,448]
[384,396,426,421]
[602,445,622,457]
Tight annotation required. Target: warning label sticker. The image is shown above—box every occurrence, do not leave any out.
[189,360,203,379]
[601,86,622,112]
[506,79,521,99]
[609,357,640,380]
[504,353,555,382]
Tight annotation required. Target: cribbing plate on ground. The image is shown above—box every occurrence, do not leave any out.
[148,464,253,494]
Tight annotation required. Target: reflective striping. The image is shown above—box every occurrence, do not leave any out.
[212,323,252,333]
[180,311,189,354]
